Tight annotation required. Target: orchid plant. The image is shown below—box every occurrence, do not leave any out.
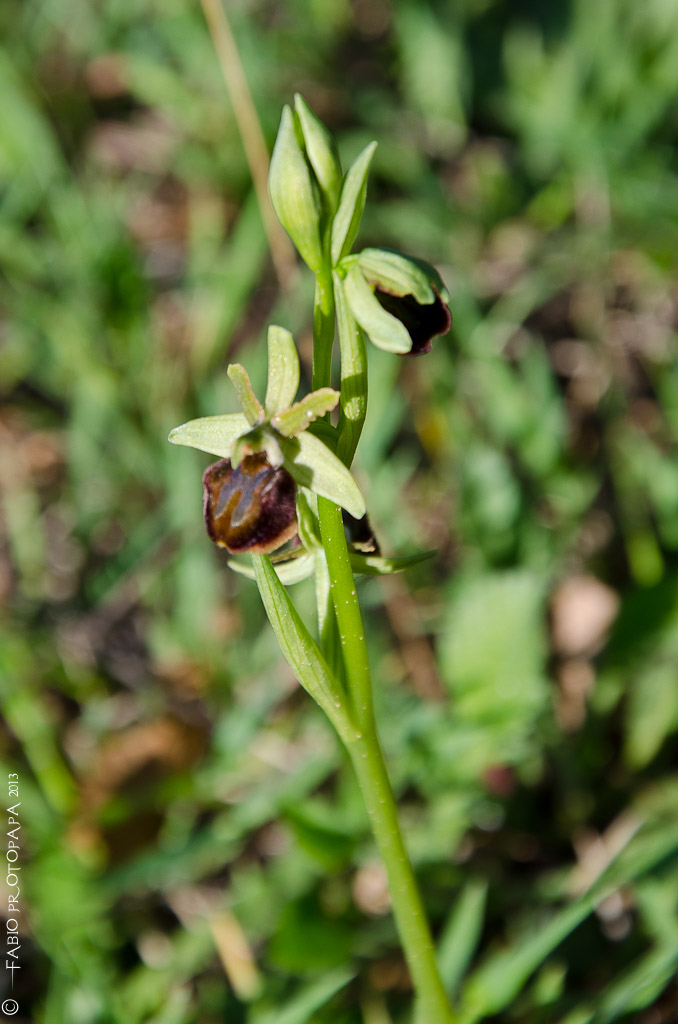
[170,96,454,1023]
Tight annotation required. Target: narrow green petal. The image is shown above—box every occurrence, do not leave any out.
[228,363,264,425]
[330,141,377,266]
[280,432,366,519]
[168,413,249,458]
[357,248,436,304]
[229,550,316,585]
[343,264,412,354]
[264,325,300,416]
[272,388,340,437]
[349,550,436,575]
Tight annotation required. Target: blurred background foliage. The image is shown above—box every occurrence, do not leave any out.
[1,0,678,1021]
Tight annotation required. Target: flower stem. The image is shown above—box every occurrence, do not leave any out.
[313,276,455,1023]
[346,730,455,1024]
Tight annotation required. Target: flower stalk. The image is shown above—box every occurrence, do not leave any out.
[169,96,453,1021]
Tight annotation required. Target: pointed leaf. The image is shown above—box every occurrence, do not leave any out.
[272,388,340,437]
[349,550,436,575]
[331,141,377,265]
[168,413,249,458]
[461,895,595,1018]
[280,432,366,519]
[264,325,300,416]
[437,880,488,997]
[252,555,354,742]
[229,550,316,585]
[255,966,355,1024]
[228,363,264,425]
[343,263,412,353]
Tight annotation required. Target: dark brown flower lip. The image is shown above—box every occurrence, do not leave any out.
[202,453,298,555]
[373,285,452,356]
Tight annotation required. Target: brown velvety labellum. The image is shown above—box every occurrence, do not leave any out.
[202,453,297,554]
[375,287,452,355]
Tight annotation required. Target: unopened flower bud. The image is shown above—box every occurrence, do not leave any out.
[268,105,325,274]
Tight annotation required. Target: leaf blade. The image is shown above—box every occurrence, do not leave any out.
[252,555,353,741]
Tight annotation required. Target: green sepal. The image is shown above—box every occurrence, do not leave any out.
[349,550,436,575]
[272,388,340,437]
[343,263,412,354]
[268,105,324,274]
[356,248,440,304]
[229,549,316,585]
[252,554,354,743]
[228,363,264,425]
[264,325,300,416]
[168,413,250,458]
[294,94,342,214]
[330,141,377,266]
[280,431,366,519]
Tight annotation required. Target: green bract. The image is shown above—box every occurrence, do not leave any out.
[268,106,324,274]
[330,141,378,265]
[169,325,366,520]
[293,94,342,215]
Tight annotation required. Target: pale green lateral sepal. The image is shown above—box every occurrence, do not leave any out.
[280,431,366,519]
[252,554,354,743]
[227,363,264,425]
[264,325,300,416]
[343,263,412,354]
[168,413,250,458]
[331,141,377,265]
[272,388,340,437]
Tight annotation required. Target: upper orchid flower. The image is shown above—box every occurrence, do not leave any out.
[339,247,451,355]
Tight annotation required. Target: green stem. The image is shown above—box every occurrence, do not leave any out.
[312,275,454,1023]
[346,729,455,1024]
[318,497,374,731]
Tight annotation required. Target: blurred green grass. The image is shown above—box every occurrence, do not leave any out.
[1,0,678,1021]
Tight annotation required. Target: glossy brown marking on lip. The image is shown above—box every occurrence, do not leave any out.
[202,453,298,554]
